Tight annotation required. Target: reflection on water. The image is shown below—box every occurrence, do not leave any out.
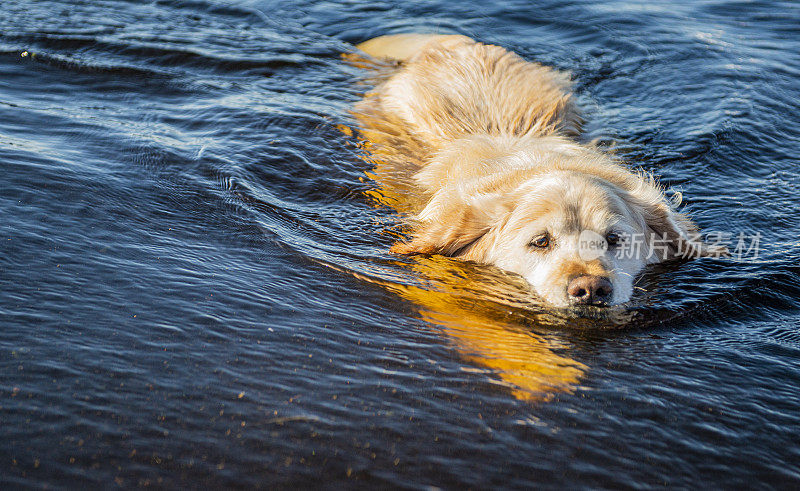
[387,257,589,400]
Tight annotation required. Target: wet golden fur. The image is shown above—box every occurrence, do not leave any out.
[354,34,722,307]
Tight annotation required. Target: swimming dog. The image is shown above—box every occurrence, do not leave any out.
[353,34,722,307]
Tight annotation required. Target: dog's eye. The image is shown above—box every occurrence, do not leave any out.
[529,234,550,249]
[606,232,620,246]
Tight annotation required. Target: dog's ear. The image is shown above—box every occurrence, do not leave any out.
[642,200,727,261]
[390,190,511,257]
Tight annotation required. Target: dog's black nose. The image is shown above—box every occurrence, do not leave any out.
[567,275,613,306]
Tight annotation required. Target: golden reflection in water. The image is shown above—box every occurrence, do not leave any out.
[341,51,589,401]
[384,257,588,401]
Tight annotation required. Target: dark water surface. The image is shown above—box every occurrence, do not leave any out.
[2,0,800,487]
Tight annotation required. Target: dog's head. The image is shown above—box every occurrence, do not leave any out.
[392,166,723,308]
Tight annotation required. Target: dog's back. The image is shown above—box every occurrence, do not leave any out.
[356,34,582,149]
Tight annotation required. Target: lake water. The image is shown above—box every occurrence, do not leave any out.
[2,0,799,487]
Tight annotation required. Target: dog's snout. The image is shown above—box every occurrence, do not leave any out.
[567,275,613,306]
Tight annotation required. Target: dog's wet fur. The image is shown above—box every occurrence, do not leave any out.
[354,34,724,308]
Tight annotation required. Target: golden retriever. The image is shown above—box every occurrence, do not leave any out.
[353,34,723,308]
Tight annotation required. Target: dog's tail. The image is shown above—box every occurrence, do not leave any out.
[356,33,473,62]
